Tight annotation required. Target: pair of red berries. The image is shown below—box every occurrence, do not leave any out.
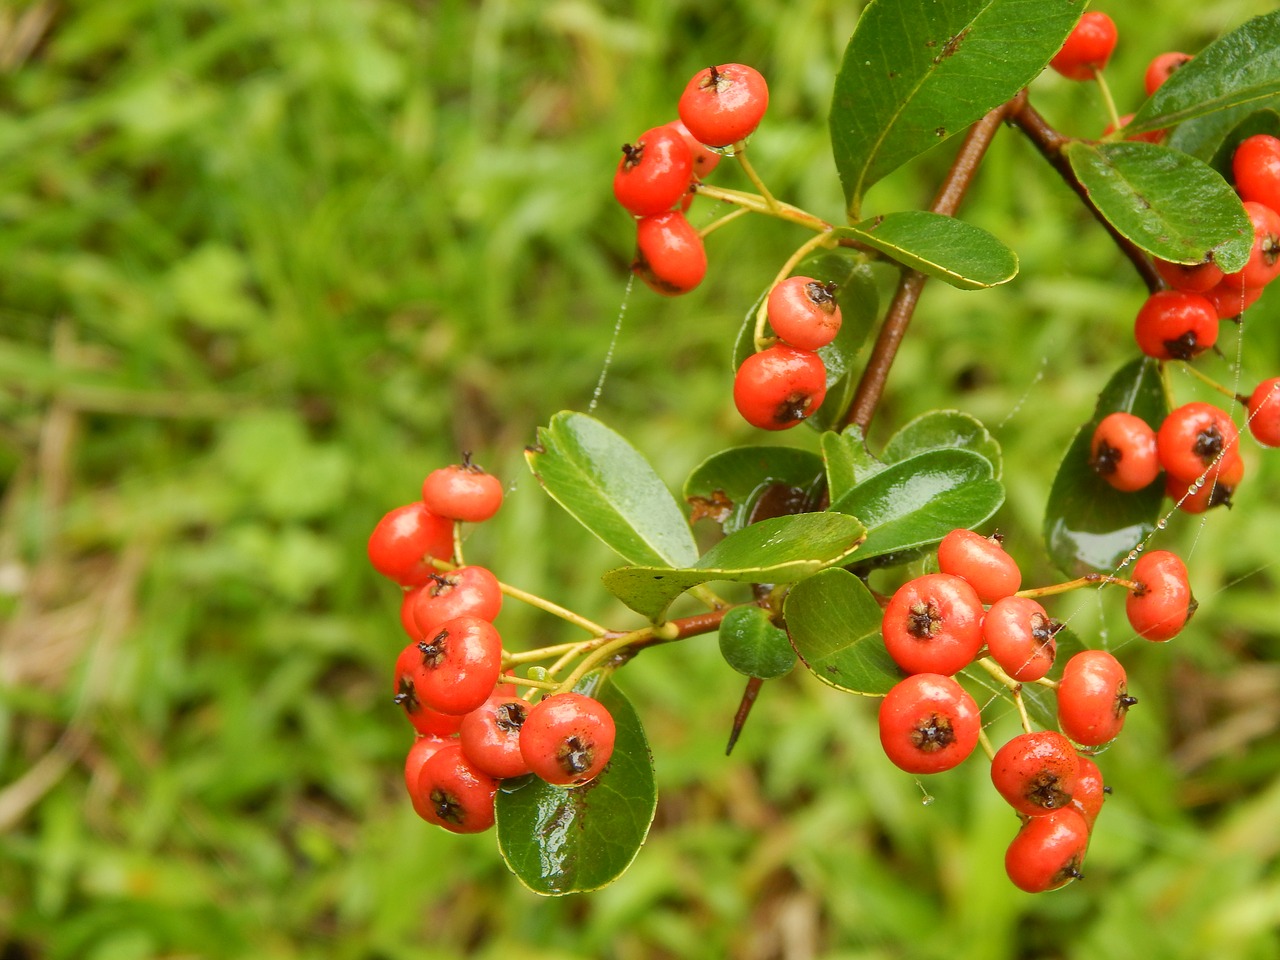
[1091,402,1248,513]
[992,731,1108,892]
[732,274,844,429]
[367,458,505,587]
[404,691,618,834]
[617,64,770,297]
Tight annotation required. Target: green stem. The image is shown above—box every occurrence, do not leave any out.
[1015,572,1137,599]
[1174,360,1241,402]
[692,183,831,233]
[495,580,608,636]
[732,143,780,213]
[697,206,751,239]
[1092,67,1122,133]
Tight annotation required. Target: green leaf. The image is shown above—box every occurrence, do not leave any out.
[1129,11,1280,139]
[830,0,1081,218]
[835,213,1018,289]
[1064,141,1252,271]
[496,677,656,896]
[785,567,900,696]
[527,412,698,567]
[829,449,1003,561]
[881,409,1003,479]
[732,253,879,434]
[822,427,888,505]
[683,446,824,536]
[602,513,867,621]
[718,606,796,680]
[1044,359,1169,577]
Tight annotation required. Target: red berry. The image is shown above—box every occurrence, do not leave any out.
[1246,377,1280,447]
[1214,201,1280,293]
[393,643,466,737]
[411,566,503,638]
[982,596,1058,683]
[1132,290,1219,361]
[1125,550,1196,642]
[409,616,504,715]
[881,573,985,676]
[1049,12,1117,81]
[1204,276,1264,319]
[1057,650,1136,746]
[1164,455,1244,513]
[460,694,532,780]
[936,528,1022,603]
[1154,256,1223,294]
[766,276,843,351]
[1233,134,1280,212]
[732,344,827,431]
[1156,402,1241,484]
[677,63,769,148]
[632,210,707,296]
[1090,412,1160,492]
[1004,809,1090,893]
[1071,756,1108,830]
[1144,52,1192,96]
[404,735,454,820]
[990,730,1080,817]
[877,674,980,775]
[367,502,454,587]
[519,692,616,787]
[422,460,504,523]
[663,119,721,177]
[612,125,695,218]
[412,742,499,833]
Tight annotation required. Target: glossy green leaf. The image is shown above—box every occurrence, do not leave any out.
[835,213,1018,289]
[526,412,698,567]
[822,427,888,505]
[785,567,900,696]
[1064,141,1252,270]
[602,513,867,621]
[881,409,1003,479]
[1044,359,1169,577]
[830,0,1080,218]
[683,446,823,536]
[732,253,879,434]
[718,605,796,680]
[496,676,656,896]
[1129,11,1280,139]
[829,449,1003,561]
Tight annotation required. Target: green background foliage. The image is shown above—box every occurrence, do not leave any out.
[2,0,1279,957]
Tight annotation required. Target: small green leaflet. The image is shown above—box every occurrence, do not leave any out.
[602,512,867,622]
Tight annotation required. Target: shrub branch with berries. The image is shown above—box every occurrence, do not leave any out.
[369,4,1280,896]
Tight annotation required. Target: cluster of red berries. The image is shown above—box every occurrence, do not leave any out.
[1145,136,1280,340]
[876,529,1195,890]
[367,459,616,834]
[733,275,843,429]
[614,64,769,296]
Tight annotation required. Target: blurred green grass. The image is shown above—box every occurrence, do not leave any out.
[2,0,1279,958]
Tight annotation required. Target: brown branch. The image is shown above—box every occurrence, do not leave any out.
[1006,95,1164,294]
[845,100,1013,435]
